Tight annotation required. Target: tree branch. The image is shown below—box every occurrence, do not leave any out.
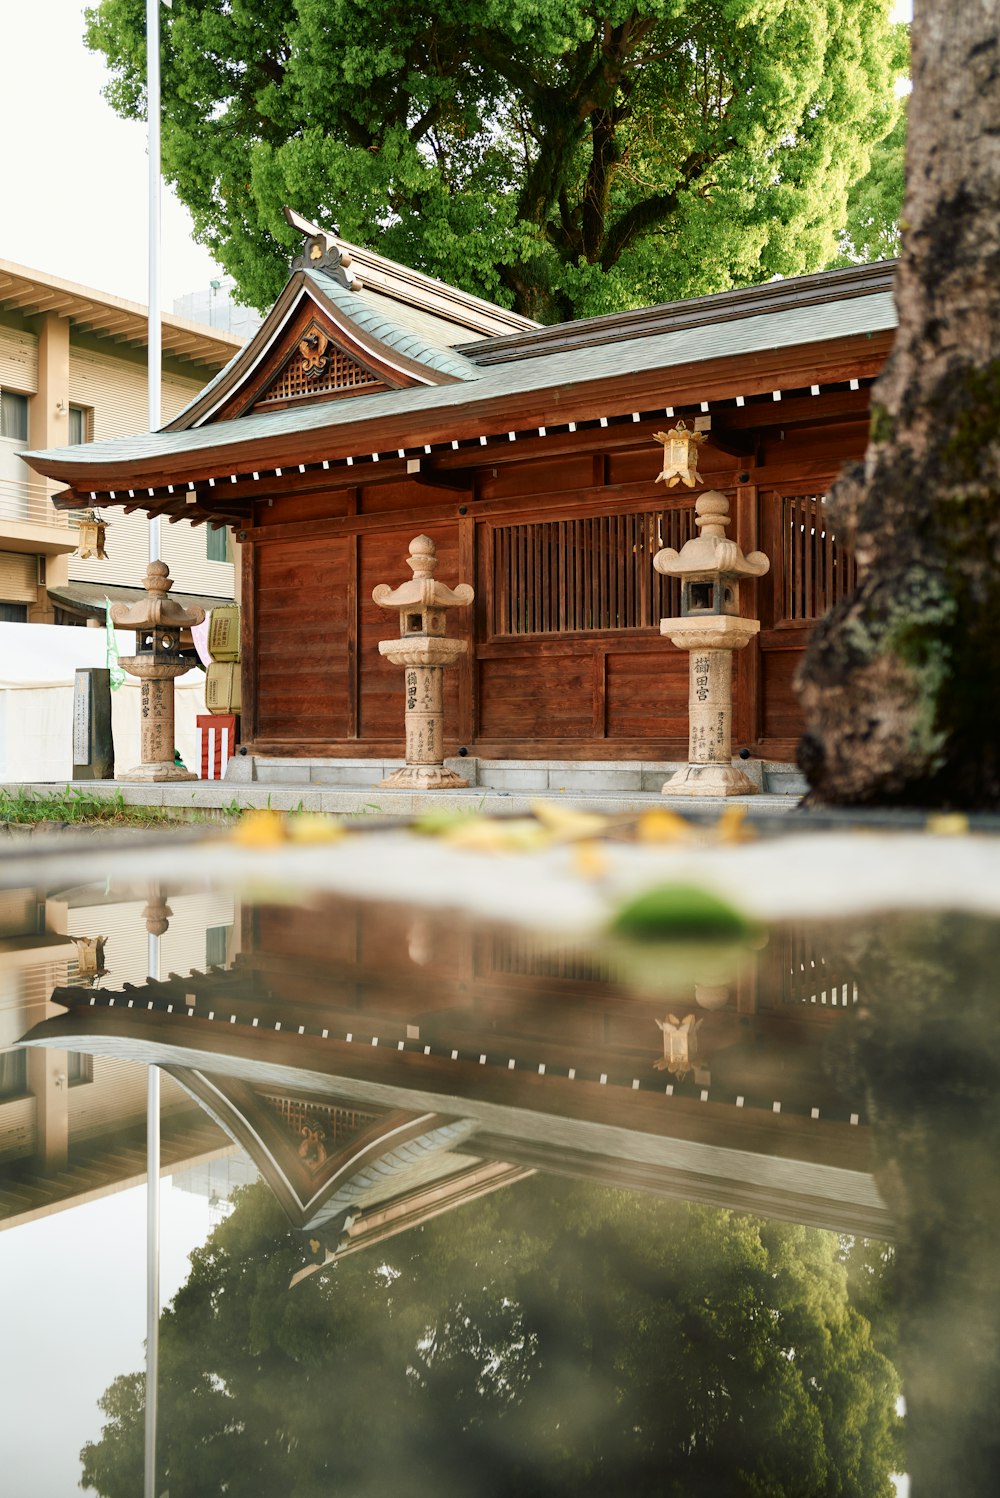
[600,147,728,269]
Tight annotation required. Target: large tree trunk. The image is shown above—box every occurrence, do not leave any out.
[797,1,1000,807]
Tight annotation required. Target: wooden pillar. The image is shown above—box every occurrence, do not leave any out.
[734,482,762,749]
[240,539,256,744]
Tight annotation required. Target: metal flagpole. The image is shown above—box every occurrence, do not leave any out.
[147,0,162,563]
[145,9,164,1493]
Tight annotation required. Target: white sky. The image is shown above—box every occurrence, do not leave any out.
[1,1,913,312]
[0,1174,217,1496]
[1,1,222,306]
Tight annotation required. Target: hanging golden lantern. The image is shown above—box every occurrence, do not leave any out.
[74,508,108,560]
[653,420,707,489]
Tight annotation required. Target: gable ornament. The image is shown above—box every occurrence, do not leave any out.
[298,329,331,379]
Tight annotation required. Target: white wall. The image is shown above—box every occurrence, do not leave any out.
[0,622,206,782]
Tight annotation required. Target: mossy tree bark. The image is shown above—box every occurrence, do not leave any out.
[798,1,1000,807]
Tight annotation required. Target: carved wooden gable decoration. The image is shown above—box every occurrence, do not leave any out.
[173,1067,462,1230]
[250,317,388,412]
[171,271,473,432]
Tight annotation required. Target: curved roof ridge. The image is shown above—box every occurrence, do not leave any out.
[304,270,480,382]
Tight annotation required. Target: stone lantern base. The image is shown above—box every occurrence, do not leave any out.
[660,762,759,797]
[117,759,198,784]
[380,764,469,790]
[659,615,761,798]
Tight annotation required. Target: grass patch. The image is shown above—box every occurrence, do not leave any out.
[0,786,195,828]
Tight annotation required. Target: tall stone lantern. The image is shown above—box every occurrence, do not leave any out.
[111,560,205,782]
[654,491,769,797]
[373,535,474,789]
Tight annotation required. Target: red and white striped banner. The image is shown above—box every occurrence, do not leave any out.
[197,714,237,780]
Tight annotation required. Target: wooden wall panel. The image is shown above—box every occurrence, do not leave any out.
[478,454,593,503]
[605,647,688,740]
[478,651,597,738]
[255,536,351,739]
[760,639,808,743]
[358,522,463,742]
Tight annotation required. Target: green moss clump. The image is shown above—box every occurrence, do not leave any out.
[611,883,757,941]
[938,359,1000,483]
[869,402,895,445]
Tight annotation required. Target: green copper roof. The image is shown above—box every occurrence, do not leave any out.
[303,270,480,382]
[26,288,897,475]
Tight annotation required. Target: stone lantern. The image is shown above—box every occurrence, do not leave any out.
[372,535,474,789]
[654,490,769,796]
[111,560,205,782]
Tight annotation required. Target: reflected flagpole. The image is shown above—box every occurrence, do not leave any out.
[144,1037,160,1498]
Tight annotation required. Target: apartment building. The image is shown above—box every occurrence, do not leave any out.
[0,260,243,625]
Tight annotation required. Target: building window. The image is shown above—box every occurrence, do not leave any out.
[206,924,232,967]
[68,405,92,445]
[0,390,28,443]
[0,603,29,623]
[0,1049,28,1100]
[67,1052,94,1087]
[490,504,696,637]
[779,495,857,622]
[206,525,230,563]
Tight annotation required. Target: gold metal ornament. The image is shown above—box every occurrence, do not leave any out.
[74,509,108,560]
[653,420,707,489]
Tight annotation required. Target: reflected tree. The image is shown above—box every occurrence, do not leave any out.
[81,1180,900,1498]
[834,912,1000,1496]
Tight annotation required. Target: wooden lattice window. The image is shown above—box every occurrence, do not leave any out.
[487,931,620,986]
[781,494,857,622]
[782,930,859,1008]
[253,326,386,409]
[491,505,696,636]
[263,1094,380,1146]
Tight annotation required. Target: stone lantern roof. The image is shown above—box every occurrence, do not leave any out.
[108,560,206,632]
[371,534,474,614]
[654,491,769,582]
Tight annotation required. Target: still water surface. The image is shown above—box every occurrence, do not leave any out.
[1,857,997,1496]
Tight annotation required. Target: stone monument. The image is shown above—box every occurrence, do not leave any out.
[372,535,474,789]
[111,560,205,782]
[654,490,769,796]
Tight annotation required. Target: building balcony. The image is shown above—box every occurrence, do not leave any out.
[0,476,79,555]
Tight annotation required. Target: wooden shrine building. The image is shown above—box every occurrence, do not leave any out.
[26,216,896,767]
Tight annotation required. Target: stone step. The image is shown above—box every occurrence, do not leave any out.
[233,755,796,795]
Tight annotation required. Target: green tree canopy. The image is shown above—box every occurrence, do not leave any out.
[831,107,907,266]
[80,1178,901,1497]
[85,0,907,322]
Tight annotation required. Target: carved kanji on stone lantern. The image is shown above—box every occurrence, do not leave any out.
[373,535,474,789]
[654,489,769,796]
[111,560,205,782]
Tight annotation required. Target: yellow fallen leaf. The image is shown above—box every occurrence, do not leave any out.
[713,805,754,843]
[572,840,608,880]
[530,800,608,841]
[926,813,969,837]
[444,817,550,852]
[230,809,287,846]
[636,808,697,844]
[287,813,347,844]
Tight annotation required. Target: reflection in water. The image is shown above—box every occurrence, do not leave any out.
[80,1179,900,1498]
[7,877,1000,1493]
[828,913,1000,1497]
